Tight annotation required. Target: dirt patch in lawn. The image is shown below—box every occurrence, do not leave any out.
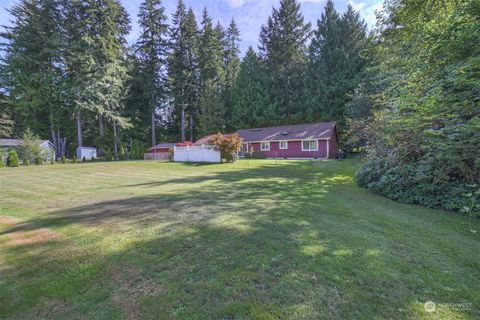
[109,264,164,319]
[30,298,85,320]
[0,215,60,246]
[0,216,20,225]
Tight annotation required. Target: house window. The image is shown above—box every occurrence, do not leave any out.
[279,141,288,149]
[302,140,318,151]
[260,142,270,151]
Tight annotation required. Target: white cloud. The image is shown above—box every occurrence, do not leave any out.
[223,0,254,8]
[349,0,366,11]
[359,1,383,28]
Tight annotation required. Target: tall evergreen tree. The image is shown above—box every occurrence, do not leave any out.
[258,0,311,122]
[2,0,66,150]
[304,1,367,128]
[197,9,226,137]
[168,1,199,142]
[136,0,168,147]
[223,18,241,128]
[229,47,271,130]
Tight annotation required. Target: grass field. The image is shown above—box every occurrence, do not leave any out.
[0,159,478,319]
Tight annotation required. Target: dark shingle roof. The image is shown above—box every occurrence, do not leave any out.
[151,143,177,149]
[235,122,336,142]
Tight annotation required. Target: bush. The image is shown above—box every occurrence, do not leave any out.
[24,157,30,166]
[7,148,19,167]
[168,147,174,162]
[61,155,67,164]
[72,155,77,163]
[209,133,243,163]
[251,150,266,159]
[0,156,3,167]
[35,157,43,165]
[82,156,86,163]
[119,145,125,160]
[106,150,113,161]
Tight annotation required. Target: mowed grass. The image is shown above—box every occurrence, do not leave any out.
[0,159,478,319]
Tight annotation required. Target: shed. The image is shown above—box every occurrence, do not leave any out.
[0,139,56,163]
[144,143,177,160]
[76,147,97,160]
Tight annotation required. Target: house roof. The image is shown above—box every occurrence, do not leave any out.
[149,142,177,150]
[235,122,336,142]
[0,139,55,148]
[194,134,230,145]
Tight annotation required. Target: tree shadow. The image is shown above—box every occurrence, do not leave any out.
[0,161,478,319]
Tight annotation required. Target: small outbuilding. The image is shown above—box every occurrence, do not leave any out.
[76,147,97,160]
[144,143,177,160]
[0,139,56,162]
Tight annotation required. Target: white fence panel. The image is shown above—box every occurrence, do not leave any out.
[174,145,220,163]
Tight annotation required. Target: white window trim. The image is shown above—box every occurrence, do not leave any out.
[279,141,288,149]
[301,140,318,151]
[260,141,270,151]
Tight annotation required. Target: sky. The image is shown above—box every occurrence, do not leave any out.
[0,0,383,55]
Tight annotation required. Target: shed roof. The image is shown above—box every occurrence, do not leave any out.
[235,122,336,142]
[0,139,55,148]
[147,142,177,151]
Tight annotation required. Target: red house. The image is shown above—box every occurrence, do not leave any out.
[235,122,338,159]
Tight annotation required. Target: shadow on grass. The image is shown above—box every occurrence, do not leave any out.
[0,160,478,319]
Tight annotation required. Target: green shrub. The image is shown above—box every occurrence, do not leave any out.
[251,150,266,159]
[119,146,125,160]
[7,148,19,167]
[72,155,77,163]
[0,156,3,167]
[106,150,113,161]
[24,157,30,166]
[61,155,67,164]
[35,157,43,165]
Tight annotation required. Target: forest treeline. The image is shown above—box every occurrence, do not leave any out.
[1,0,479,214]
[0,0,368,154]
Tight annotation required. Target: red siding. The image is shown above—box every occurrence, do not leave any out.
[247,140,330,158]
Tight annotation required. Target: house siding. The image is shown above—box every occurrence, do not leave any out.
[246,140,329,158]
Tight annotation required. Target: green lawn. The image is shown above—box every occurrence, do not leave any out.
[0,159,478,319]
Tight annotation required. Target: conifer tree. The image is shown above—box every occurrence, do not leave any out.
[223,18,241,128]
[229,47,270,130]
[304,0,367,128]
[2,0,65,145]
[197,9,226,137]
[136,0,168,146]
[168,1,199,142]
[258,0,311,122]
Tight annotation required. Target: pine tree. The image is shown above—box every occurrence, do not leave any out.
[229,47,271,130]
[304,1,367,128]
[136,0,168,147]
[2,0,65,145]
[168,1,199,142]
[197,8,226,137]
[258,0,311,122]
[223,18,241,129]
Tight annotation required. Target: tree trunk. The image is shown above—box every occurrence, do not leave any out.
[181,109,186,142]
[99,113,105,138]
[76,110,83,148]
[151,108,156,147]
[189,112,194,142]
[113,120,118,160]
